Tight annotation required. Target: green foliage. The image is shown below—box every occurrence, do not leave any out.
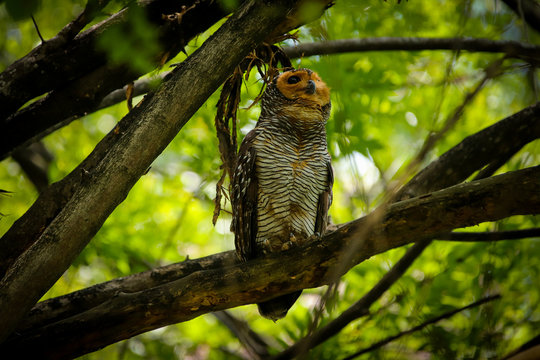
[1,0,539,358]
[97,5,162,74]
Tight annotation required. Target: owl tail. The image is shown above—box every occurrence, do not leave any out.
[257,290,302,321]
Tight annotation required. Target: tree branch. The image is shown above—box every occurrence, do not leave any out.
[342,294,501,359]
[2,166,539,358]
[436,228,540,242]
[0,0,310,343]
[282,37,540,62]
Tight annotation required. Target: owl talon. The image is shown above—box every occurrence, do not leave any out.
[309,232,321,241]
[281,241,293,251]
[289,232,298,243]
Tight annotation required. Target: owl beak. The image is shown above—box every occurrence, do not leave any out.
[305,80,316,95]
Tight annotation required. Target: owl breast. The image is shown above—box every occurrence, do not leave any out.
[253,131,330,252]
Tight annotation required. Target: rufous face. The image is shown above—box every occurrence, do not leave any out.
[275,69,330,108]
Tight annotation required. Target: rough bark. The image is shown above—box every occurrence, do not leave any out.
[0,0,307,343]
[2,166,539,359]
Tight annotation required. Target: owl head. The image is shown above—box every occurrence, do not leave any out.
[261,68,331,123]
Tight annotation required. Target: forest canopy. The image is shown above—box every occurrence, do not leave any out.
[0,0,539,359]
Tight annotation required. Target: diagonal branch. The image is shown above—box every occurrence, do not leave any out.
[2,166,539,358]
[282,37,540,62]
[0,0,232,118]
[0,0,309,343]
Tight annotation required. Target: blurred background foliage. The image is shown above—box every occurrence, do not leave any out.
[1,0,539,358]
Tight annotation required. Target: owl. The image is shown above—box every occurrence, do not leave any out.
[231,68,333,321]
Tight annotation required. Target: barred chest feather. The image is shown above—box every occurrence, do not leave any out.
[253,129,330,251]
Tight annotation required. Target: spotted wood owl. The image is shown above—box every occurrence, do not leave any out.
[231,68,333,321]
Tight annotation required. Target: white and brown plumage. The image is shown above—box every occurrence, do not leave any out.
[231,68,333,321]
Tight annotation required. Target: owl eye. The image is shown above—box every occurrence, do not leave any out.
[287,76,301,84]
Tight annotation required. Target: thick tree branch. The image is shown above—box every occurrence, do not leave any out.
[2,166,540,358]
[17,251,238,332]
[282,37,540,62]
[0,0,310,343]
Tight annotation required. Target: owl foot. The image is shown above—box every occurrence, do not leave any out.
[281,233,298,251]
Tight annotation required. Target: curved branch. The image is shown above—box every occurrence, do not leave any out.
[3,166,540,358]
[5,36,538,160]
[283,37,540,61]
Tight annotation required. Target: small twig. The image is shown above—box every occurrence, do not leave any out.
[271,240,432,360]
[436,228,540,242]
[342,294,501,359]
[31,15,46,44]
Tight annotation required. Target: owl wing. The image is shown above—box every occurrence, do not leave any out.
[231,129,259,262]
[314,159,334,235]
